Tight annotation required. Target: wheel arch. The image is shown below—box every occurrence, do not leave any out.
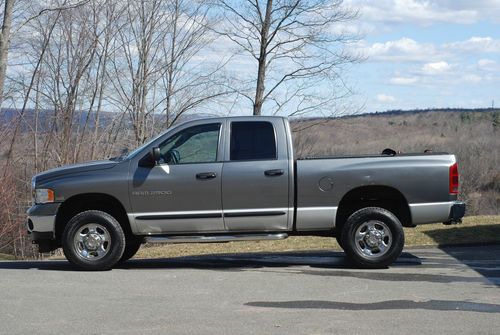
[335,185,412,232]
[55,193,132,242]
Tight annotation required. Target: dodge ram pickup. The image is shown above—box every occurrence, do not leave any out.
[27,116,465,270]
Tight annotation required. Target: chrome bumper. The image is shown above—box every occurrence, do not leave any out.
[26,215,56,234]
[409,201,466,225]
[26,203,60,239]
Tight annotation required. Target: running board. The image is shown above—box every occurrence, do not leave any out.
[144,233,288,244]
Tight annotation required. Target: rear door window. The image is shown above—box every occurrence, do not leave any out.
[230,121,277,161]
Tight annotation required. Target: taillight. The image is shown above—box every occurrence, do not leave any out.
[449,163,459,194]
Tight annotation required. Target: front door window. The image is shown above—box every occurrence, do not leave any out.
[159,123,220,164]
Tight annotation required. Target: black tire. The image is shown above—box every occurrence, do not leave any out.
[341,207,404,269]
[119,238,143,263]
[335,234,344,249]
[335,230,344,249]
[62,210,126,271]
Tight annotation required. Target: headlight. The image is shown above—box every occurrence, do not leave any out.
[34,189,55,204]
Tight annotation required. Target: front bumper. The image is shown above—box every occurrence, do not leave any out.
[26,203,61,240]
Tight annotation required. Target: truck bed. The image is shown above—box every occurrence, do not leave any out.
[294,153,458,231]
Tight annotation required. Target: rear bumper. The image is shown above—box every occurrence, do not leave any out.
[445,201,466,224]
[409,201,466,225]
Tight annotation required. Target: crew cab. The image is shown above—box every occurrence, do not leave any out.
[27,116,465,270]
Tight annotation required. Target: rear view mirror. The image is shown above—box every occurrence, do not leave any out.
[151,147,161,165]
[138,146,161,167]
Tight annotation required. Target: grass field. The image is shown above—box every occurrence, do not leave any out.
[135,215,500,259]
[0,253,16,260]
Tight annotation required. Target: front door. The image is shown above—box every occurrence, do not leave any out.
[130,123,225,234]
[222,120,290,231]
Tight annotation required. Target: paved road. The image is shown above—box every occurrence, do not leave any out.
[1,245,499,335]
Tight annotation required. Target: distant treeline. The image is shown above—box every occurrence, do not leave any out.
[296,107,500,122]
[2,107,499,131]
[0,108,216,132]
[366,107,500,117]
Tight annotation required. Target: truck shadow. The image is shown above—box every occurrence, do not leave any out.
[244,299,500,313]
[114,249,496,285]
[1,246,497,286]
[0,250,419,272]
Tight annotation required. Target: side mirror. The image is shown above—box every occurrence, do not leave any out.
[151,147,161,165]
[138,146,161,167]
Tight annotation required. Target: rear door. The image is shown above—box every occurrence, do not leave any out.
[221,120,291,231]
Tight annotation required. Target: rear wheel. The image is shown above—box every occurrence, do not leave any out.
[62,210,126,271]
[341,207,404,268]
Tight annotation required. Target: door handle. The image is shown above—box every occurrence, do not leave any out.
[264,169,284,177]
[196,172,217,180]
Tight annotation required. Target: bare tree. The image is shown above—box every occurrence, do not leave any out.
[109,0,172,146]
[158,0,231,128]
[216,0,359,116]
[110,0,228,145]
[0,0,14,110]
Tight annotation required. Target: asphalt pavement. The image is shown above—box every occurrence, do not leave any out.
[1,244,499,334]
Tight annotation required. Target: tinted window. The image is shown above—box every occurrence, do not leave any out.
[159,123,220,164]
[230,121,276,161]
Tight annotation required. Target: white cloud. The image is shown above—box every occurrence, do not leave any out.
[390,76,419,85]
[444,37,500,53]
[354,35,500,65]
[347,0,479,26]
[461,74,482,83]
[478,59,496,67]
[477,59,498,71]
[421,61,452,75]
[355,37,439,62]
[377,94,396,102]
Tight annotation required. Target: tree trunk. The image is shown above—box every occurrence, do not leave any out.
[0,0,14,110]
[253,0,272,116]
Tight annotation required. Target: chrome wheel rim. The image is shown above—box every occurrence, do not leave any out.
[73,223,111,260]
[354,220,392,258]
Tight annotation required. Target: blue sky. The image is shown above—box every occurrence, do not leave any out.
[345,0,500,112]
[6,0,499,117]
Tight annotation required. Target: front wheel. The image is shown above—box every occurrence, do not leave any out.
[341,207,404,269]
[335,231,344,249]
[119,238,143,263]
[62,210,126,271]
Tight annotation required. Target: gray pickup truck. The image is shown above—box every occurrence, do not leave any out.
[27,116,465,270]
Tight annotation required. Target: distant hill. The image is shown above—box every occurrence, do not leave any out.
[2,107,498,129]
[0,108,218,131]
[356,107,499,117]
[0,108,117,131]
[295,107,500,122]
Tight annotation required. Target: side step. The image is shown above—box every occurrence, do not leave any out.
[144,233,288,244]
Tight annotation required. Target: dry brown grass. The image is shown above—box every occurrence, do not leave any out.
[134,215,500,259]
[0,252,16,260]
